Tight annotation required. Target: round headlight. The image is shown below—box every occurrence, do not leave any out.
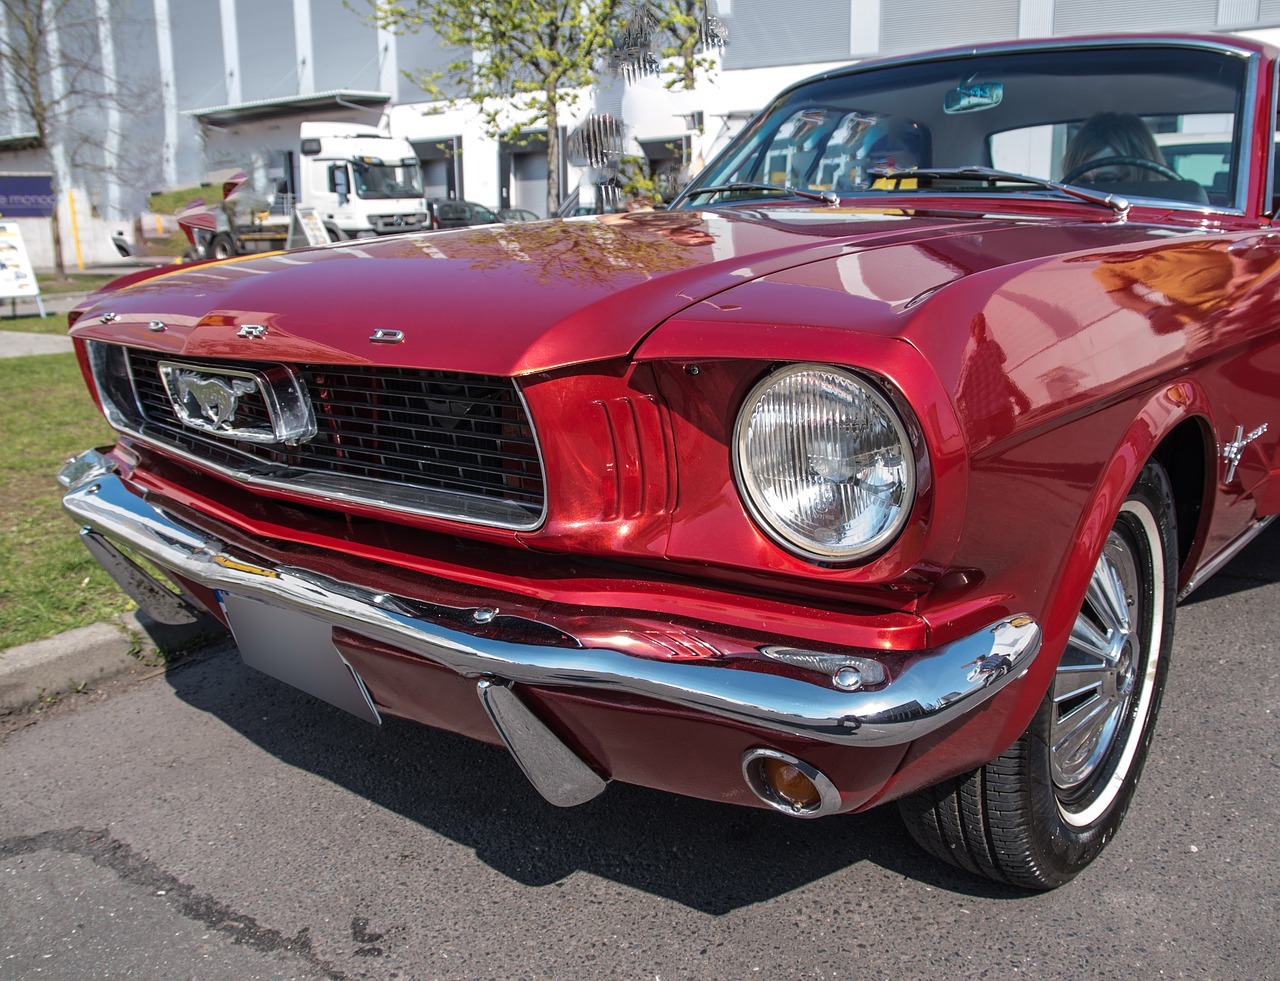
[733,364,915,562]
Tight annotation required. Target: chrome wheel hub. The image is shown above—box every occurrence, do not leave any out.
[1051,528,1141,792]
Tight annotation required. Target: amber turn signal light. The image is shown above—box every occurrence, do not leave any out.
[741,748,841,818]
[761,757,821,809]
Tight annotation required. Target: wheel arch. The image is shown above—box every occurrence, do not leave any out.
[1018,384,1210,717]
[899,455,1181,888]
[1150,413,1214,594]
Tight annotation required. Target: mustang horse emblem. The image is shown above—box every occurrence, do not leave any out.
[175,372,257,428]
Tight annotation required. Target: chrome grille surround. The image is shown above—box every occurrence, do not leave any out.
[86,341,546,530]
[156,361,318,445]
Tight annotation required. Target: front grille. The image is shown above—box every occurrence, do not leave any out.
[124,349,545,528]
[371,212,427,232]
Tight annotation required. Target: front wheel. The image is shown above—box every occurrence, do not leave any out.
[899,460,1176,889]
[208,233,236,260]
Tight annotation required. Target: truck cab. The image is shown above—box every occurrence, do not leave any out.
[298,122,428,239]
[183,121,429,259]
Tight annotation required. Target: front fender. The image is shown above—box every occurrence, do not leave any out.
[870,380,1210,807]
[637,300,971,590]
[1031,382,1205,691]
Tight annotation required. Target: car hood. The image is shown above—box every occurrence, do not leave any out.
[72,206,1191,375]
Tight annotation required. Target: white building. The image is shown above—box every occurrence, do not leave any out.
[5,0,1280,266]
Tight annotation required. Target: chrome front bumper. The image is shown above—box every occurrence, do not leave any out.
[60,450,1042,806]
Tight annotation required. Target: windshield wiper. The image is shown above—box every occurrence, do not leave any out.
[867,166,1130,216]
[682,181,840,206]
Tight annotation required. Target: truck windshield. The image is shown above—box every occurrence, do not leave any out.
[351,158,424,200]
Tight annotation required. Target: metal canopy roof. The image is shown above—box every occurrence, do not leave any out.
[0,132,42,152]
[185,90,390,126]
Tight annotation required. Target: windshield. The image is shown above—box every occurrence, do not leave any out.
[351,157,424,200]
[679,45,1249,211]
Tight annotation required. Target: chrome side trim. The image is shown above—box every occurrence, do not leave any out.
[1229,44,1262,217]
[477,679,608,806]
[1268,57,1280,219]
[1178,514,1277,601]
[59,459,1043,749]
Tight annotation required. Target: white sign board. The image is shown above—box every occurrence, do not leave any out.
[0,222,41,301]
[288,206,333,249]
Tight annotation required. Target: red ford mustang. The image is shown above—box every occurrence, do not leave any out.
[60,34,1280,888]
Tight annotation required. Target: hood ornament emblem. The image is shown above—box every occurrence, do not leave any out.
[237,324,268,339]
[174,371,256,428]
[158,362,317,445]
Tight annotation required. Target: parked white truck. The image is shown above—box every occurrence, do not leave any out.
[184,122,428,259]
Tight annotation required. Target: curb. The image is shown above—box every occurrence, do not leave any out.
[0,611,225,715]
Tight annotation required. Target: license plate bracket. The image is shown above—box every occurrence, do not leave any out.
[218,592,381,724]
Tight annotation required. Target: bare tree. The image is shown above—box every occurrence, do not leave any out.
[0,0,158,277]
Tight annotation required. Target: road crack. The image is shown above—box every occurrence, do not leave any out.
[1,827,349,979]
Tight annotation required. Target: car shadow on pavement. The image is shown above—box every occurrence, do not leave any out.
[151,520,1280,911]
[164,649,1032,913]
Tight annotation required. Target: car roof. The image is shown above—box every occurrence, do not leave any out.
[785,33,1276,98]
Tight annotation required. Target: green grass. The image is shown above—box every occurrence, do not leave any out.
[0,353,132,649]
[2,272,141,334]
[1,313,69,335]
[147,186,215,258]
[36,273,121,295]
[149,185,214,216]
[145,232,192,259]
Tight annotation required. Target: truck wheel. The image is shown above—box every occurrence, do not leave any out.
[209,234,236,259]
[898,460,1176,889]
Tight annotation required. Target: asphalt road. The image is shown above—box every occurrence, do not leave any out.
[2,529,1278,980]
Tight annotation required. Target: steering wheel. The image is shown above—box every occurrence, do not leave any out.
[1061,155,1182,184]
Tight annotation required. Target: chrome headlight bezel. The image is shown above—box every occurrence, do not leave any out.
[732,363,918,563]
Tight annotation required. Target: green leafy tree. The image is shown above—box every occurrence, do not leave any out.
[614,0,722,93]
[366,0,625,216]
[656,0,706,91]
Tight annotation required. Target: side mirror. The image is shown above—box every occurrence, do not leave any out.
[329,164,350,205]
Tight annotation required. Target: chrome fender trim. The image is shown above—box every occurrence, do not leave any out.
[61,456,1043,749]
